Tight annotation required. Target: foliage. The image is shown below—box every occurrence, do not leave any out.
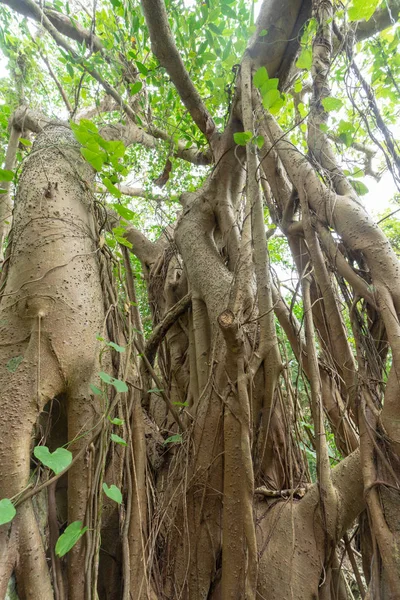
[55,521,88,557]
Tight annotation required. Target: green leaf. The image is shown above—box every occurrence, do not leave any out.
[115,235,133,249]
[90,384,103,396]
[321,97,343,112]
[0,498,16,525]
[109,416,124,425]
[339,132,353,147]
[0,169,13,181]
[112,378,128,393]
[34,446,72,475]
[221,3,236,18]
[172,401,189,407]
[198,40,207,55]
[99,372,128,393]
[259,28,268,36]
[269,95,285,115]
[147,387,164,393]
[296,48,312,70]
[99,371,113,385]
[209,23,222,35]
[255,135,264,149]
[102,483,122,504]
[108,341,125,353]
[294,80,303,93]
[348,0,381,22]
[262,88,281,110]
[112,204,135,220]
[6,355,23,373]
[260,78,279,95]
[163,434,183,445]
[55,521,87,557]
[130,81,143,95]
[202,52,217,61]
[78,119,98,134]
[338,120,355,135]
[111,433,127,446]
[349,179,369,196]
[253,66,269,89]
[135,61,148,75]
[222,40,232,62]
[106,140,125,159]
[233,131,252,146]
[81,147,106,171]
[103,177,122,198]
[298,102,308,119]
[19,138,32,146]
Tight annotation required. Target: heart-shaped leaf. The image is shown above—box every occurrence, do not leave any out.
[233,131,252,146]
[0,169,13,181]
[253,66,269,89]
[109,416,124,426]
[108,341,125,353]
[90,384,103,396]
[111,433,127,446]
[34,446,72,475]
[102,483,122,504]
[163,434,183,445]
[99,372,128,393]
[55,521,87,557]
[0,498,16,525]
[103,177,122,198]
[296,47,312,70]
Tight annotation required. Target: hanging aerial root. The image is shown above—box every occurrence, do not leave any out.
[218,309,257,599]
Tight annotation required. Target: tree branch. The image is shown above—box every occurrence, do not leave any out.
[101,122,211,166]
[140,0,217,144]
[144,292,192,366]
[247,0,311,84]
[40,52,73,116]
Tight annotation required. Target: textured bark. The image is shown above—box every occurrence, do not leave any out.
[0,124,105,598]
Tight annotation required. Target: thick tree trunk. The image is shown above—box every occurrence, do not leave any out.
[0,124,105,598]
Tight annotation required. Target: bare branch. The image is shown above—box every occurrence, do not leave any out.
[145,293,192,366]
[328,134,380,180]
[123,226,160,271]
[98,184,154,199]
[40,53,73,116]
[149,125,212,165]
[75,96,118,122]
[140,0,217,144]
[101,122,211,166]
[11,105,59,132]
